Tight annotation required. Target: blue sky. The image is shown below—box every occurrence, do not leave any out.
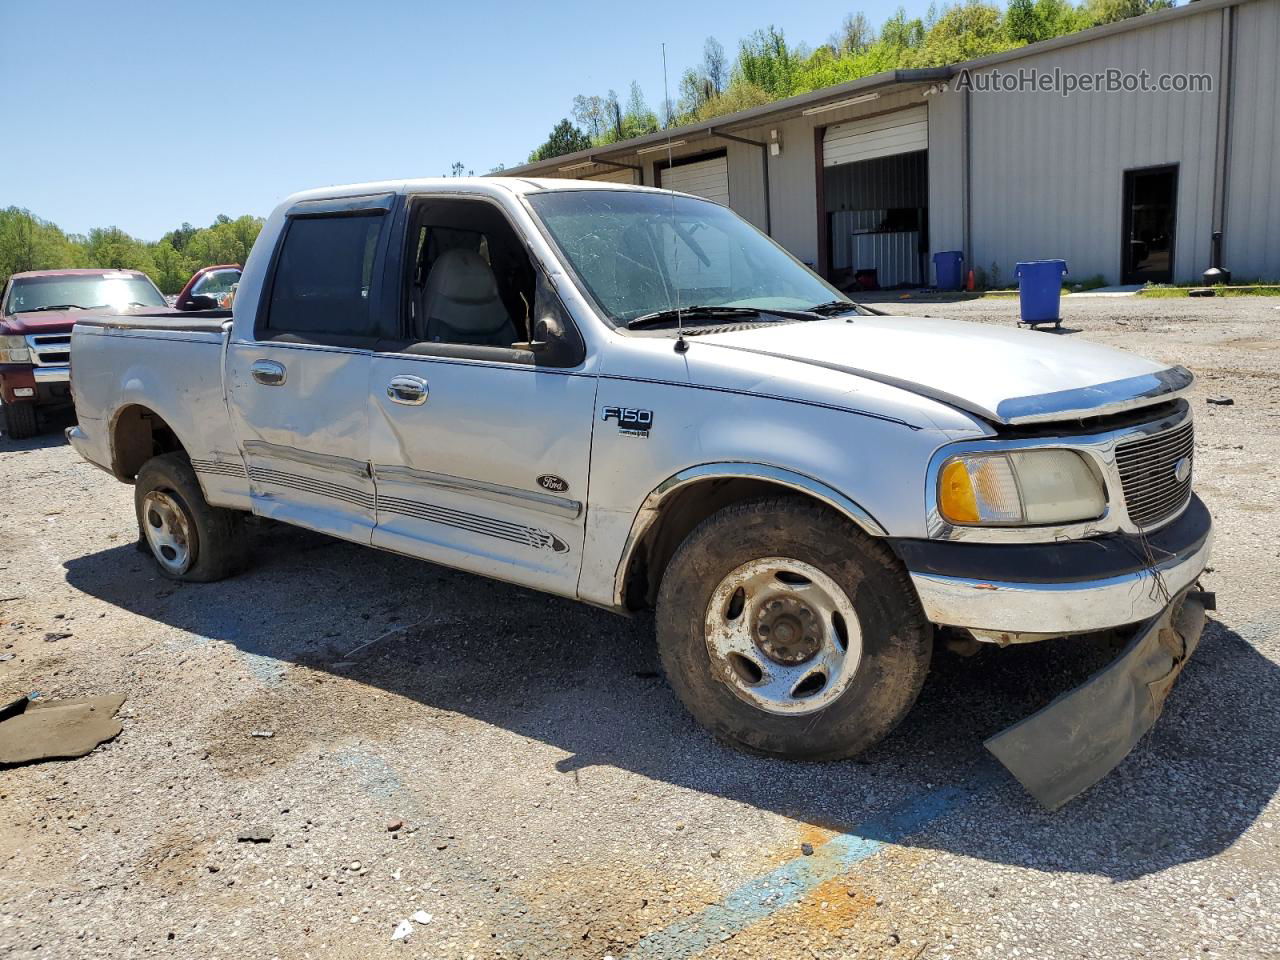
[1,0,911,240]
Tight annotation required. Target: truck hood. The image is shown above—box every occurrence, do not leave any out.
[1,304,175,336]
[698,315,1193,426]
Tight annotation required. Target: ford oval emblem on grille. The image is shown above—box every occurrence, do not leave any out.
[1174,456,1191,483]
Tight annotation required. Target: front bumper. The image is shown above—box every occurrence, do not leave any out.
[33,365,70,383]
[892,495,1212,638]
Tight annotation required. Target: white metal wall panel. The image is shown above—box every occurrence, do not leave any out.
[662,156,730,205]
[967,7,1224,284]
[1225,0,1280,280]
[823,107,928,167]
[927,93,966,259]
[725,140,768,231]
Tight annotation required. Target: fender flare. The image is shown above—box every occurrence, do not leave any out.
[611,461,888,607]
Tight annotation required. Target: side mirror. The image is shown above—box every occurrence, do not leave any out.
[184,293,219,311]
[513,316,561,353]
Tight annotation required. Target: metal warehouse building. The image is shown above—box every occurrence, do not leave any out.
[503,0,1279,288]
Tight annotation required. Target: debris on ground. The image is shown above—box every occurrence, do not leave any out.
[801,843,815,856]
[391,919,413,941]
[1207,395,1235,405]
[411,911,433,925]
[0,693,125,765]
[236,825,274,843]
[249,729,275,738]
[386,818,405,832]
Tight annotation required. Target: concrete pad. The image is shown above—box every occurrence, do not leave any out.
[1065,284,1145,297]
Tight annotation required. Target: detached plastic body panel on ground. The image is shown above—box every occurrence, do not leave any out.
[986,588,1209,809]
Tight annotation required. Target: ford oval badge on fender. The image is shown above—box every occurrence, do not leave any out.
[537,474,569,493]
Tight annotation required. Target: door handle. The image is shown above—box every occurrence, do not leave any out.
[251,359,287,386]
[387,375,429,406]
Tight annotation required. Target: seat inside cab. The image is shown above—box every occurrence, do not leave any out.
[407,199,536,347]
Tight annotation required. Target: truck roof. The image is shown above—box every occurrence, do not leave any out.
[8,268,150,280]
[278,176,668,209]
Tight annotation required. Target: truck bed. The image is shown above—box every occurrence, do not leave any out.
[73,309,232,334]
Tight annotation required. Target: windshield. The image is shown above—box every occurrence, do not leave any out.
[192,269,241,297]
[526,190,847,326]
[4,273,167,315]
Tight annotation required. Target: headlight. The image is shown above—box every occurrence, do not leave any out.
[938,449,1106,526]
[0,335,30,364]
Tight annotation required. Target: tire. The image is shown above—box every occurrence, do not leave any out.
[134,452,249,582]
[1,401,38,440]
[655,497,932,761]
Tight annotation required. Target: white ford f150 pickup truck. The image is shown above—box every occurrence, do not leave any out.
[68,178,1213,807]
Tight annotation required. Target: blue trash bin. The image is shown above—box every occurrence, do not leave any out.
[1014,259,1069,326]
[932,250,964,291]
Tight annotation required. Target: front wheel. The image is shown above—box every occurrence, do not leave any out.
[655,497,932,760]
[134,452,248,582]
[1,401,38,440]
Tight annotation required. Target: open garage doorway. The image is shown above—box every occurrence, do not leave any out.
[818,107,928,290]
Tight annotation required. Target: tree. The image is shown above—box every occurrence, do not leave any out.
[84,226,155,275]
[908,2,1013,67]
[162,222,197,253]
[184,215,263,267]
[678,68,715,119]
[527,119,592,162]
[622,82,659,139]
[0,208,82,285]
[690,82,772,123]
[571,94,608,141]
[703,37,727,94]
[735,26,802,99]
[151,240,195,294]
[879,8,927,50]
[1084,0,1172,26]
[830,12,873,55]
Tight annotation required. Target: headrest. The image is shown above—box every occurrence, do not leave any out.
[426,248,499,304]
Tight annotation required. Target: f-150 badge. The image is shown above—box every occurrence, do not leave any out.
[601,406,653,438]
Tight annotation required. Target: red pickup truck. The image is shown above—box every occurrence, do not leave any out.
[0,268,170,439]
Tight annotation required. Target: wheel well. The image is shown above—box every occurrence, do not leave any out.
[621,478,840,611]
[111,405,185,480]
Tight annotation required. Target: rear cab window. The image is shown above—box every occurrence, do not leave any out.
[257,195,396,346]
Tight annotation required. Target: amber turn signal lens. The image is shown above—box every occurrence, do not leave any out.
[939,458,981,524]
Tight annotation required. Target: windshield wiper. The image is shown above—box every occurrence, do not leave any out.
[626,306,766,330]
[25,304,86,313]
[804,300,863,317]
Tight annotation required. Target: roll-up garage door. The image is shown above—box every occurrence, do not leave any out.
[823,106,928,167]
[660,155,730,205]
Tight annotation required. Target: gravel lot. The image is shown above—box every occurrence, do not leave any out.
[2,295,1278,960]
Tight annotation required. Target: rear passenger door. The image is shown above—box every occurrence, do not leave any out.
[226,195,394,542]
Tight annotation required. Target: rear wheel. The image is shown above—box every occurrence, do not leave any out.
[134,452,248,582]
[656,497,932,760]
[1,401,38,440]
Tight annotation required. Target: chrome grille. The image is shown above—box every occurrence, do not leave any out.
[25,333,71,366]
[1115,420,1194,528]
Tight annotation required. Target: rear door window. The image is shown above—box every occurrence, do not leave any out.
[264,214,385,340]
